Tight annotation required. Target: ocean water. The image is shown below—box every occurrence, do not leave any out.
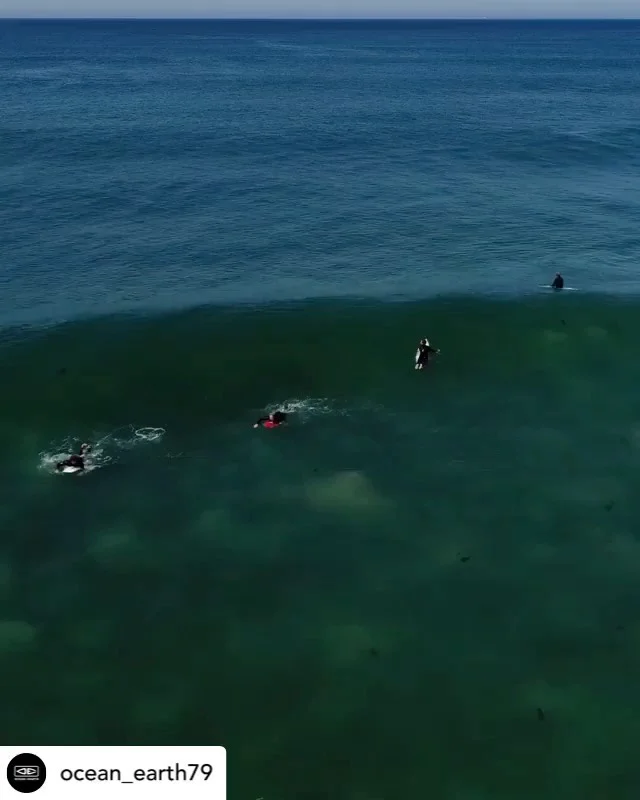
[2,18,640,798]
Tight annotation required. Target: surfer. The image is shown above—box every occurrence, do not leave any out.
[551,273,564,290]
[56,442,92,473]
[254,411,287,429]
[415,338,439,370]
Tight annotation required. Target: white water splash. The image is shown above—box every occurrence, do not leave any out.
[38,437,111,476]
[38,424,166,475]
[265,397,348,421]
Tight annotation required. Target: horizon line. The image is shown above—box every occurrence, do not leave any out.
[2,15,640,21]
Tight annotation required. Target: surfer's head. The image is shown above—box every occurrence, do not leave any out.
[420,338,429,347]
[271,411,287,424]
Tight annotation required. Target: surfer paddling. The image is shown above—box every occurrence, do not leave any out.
[415,338,439,370]
[56,442,92,473]
[551,273,564,290]
[253,411,287,429]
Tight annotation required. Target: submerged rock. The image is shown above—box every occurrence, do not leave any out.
[0,620,37,653]
[0,561,11,593]
[305,470,389,514]
[86,522,146,570]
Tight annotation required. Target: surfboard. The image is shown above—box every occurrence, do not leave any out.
[61,465,82,474]
[539,285,579,291]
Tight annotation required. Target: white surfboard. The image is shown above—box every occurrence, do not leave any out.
[539,285,579,291]
[61,465,82,474]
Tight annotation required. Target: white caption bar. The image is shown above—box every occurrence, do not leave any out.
[1,746,226,800]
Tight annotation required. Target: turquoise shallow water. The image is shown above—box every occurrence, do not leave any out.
[2,18,640,799]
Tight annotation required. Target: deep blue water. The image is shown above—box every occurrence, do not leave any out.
[1,19,640,326]
[2,19,640,800]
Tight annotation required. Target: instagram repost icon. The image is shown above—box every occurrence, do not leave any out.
[6,754,46,793]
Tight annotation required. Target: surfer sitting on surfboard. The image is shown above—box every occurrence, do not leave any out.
[56,442,92,473]
[415,338,439,370]
[551,273,564,290]
[254,411,287,429]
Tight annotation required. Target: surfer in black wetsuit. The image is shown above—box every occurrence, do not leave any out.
[551,273,564,290]
[415,338,439,370]
[253,411,287,429]
[56,443,91,473]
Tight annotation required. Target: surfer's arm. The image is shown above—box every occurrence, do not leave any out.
[253,417,269,428]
